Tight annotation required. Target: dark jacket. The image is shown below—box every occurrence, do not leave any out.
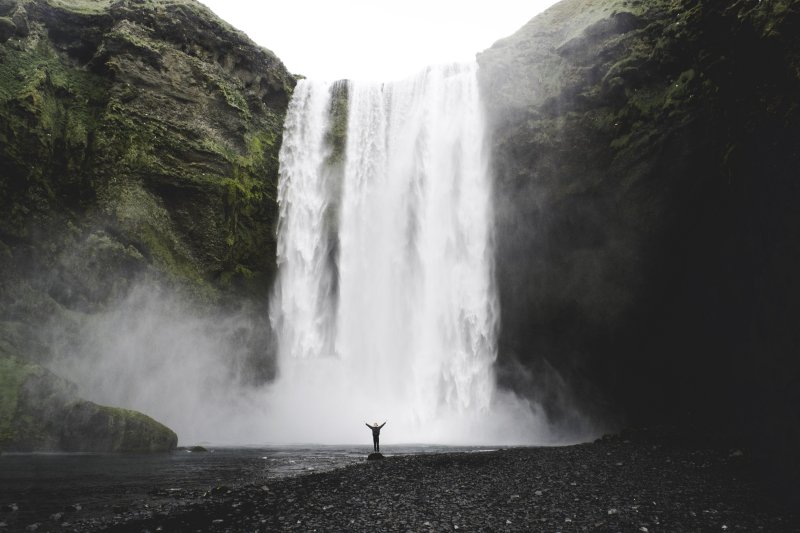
[366,422,386,437]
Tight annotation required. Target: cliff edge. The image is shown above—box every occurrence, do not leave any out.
[479,0,800,501]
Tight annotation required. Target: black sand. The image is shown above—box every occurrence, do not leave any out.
[8,429,800,532]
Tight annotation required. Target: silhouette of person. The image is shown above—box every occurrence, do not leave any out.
[365,421,386,452]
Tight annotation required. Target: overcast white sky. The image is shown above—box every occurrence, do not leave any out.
[197,0,558,81]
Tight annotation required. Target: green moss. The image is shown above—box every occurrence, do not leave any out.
[664,68,696,109]
[103,182,217,301]
[0,355,177,452]
[1,0,293,309]
[105,21,166,72]
[94,404,178,452]
[325,80,349,165]
[610,131,632,150]
[216,76,250,119]
[138,223,204,286]
[0,39,108,107]
[91,82,280,296]
[0,38,111,236]
[99,107,201,184]
[45,0,112,15]
[0,0,17,17]
[0,16,15,42]
[213,128,280,285]
[0,356,36,443]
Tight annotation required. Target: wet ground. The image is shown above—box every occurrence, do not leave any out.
[0,444,487,531]
[2,432,799,531]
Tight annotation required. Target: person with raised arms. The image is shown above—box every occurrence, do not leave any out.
[365,421,387,452]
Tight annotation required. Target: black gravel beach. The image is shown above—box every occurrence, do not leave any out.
[6,429,795,532]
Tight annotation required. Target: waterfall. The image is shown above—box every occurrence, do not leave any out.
[270,63,545,444]
[273,79,337,364]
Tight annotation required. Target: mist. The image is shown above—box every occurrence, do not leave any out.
[42,279,592,446]
[47,284,277,446]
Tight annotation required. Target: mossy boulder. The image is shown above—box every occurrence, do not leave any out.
[0,355,177,452]
[61,402,177,452]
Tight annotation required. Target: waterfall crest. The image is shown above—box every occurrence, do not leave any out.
[270,63,546,444]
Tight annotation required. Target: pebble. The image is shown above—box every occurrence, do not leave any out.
[21,429,800,532]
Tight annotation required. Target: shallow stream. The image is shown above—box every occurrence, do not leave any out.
[0,445,494,528]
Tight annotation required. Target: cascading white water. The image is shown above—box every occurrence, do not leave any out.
[270,63,546,444]
[273,80,337,364]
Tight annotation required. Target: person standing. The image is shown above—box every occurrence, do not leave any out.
[365,421,386,452]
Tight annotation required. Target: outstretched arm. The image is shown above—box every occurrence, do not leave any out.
[365,422,372,429]
[379,421,386,429]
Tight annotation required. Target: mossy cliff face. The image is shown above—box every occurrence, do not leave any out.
[0,355,177,451]
[0,0,295,308]
[479,0,800,497]
[0,0,295,450]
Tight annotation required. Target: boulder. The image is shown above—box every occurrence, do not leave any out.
[0,355,177,452]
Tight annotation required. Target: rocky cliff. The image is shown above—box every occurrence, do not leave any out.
[3,0,800,486]
[479,0,800,500]
[0,0,295,449]
[0,0,294,306]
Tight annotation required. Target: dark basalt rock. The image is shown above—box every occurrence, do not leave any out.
[0,16,14,42]
[0,0,17,17]
[367,452,384,461]
[0,0,296,449]
[67,431,800,531]
[0,0,296,312]
[479,0,800,504]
